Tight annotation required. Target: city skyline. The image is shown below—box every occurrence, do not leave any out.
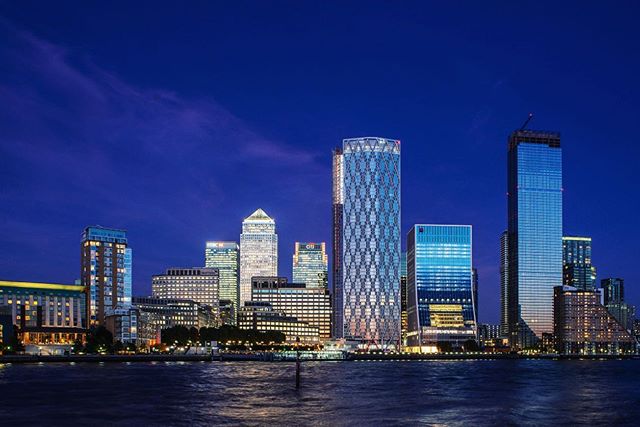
[2,3,640,324]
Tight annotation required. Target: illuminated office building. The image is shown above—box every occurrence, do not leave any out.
[251,276,331,339]
[80,226,132,328]
[152,267,219,312]
[0,280,86,344]
[292,242,328,289]
[401,252,408,346]
[239,209,278,306]
[499,231,509,337]
[133,296,216,346]
[507,130,563,349]
[554,286,636,355]
[601,278,636,332]
[407,225,477,349]
[238,301,320,343]
[205,241,239,324]
[332,148,344,338]
[563,236,596,290]
[336,137,401,347]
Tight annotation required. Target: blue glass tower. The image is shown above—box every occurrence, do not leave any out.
[339,137,401,347]
[507,130,563,349]
[407,225,476,348]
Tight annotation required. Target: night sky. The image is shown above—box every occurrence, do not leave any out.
[1,2,639,323]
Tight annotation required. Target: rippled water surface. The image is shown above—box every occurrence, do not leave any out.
[1,359,639,425]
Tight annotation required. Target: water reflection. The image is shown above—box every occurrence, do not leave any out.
[0,360,638,425]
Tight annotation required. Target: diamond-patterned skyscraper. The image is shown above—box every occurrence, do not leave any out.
[337,137,401,347]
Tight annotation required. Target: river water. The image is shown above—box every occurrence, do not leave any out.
[0,359,638,425]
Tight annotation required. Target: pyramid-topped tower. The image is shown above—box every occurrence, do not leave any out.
[239,208,278,305]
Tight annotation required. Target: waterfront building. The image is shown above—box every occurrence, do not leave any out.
[472,267,479,323]
[499,231,509,337]
[479,324,501,345]
[0,280,86,344]
[336,137,401,347]
[553,286,636,355]
[205,241,239,324]
[292,242,328,289]
[151,268,219,319]
[219,300,235,326]
[401,252,408,346]
[407,225,477,349]
[239,209,278,306]
[601,278,636,332]
[562,236,596,290]
[105,306,138,344]
[80,226,132,327]
[507,130,563,349]
[133,296,216,346]
[238,301,320,343]
[332,147,344,339]
[251,276,331,340]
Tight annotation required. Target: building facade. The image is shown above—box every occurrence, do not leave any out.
[400,252,408,346]
[554,286,636,355]
[563,236,596,290]
[251,277,331,340]
[238,301,320,343]
[80,226,132,327]
[499,231,509,337]
[292,242,328,289]
[407,225,477,349]
[332,148,344,339]
[601,278,636,332]
[0,280,86,345]
[507,130,563,349]
[338,137,401,347]
[205,241,239,324]
[239,209,278,306]
[151,268,219,318]
[133,296,216,346]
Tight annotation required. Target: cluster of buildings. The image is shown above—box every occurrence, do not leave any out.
[1,132,638,356]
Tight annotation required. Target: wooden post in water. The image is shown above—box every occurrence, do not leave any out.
[295,336,301,389]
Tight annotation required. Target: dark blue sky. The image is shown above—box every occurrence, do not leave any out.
[1,2,639,323]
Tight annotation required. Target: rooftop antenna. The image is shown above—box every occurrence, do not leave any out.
[520,112,534,130]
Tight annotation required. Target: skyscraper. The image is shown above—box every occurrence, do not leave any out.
[80,226,132,326]
[292,242,328,289]
[499,231,509,337]
[205,241,239,323]
[407,225,476,349]
[337,137,401,347]
[332,147,344,339]
[401,251,408,346]
[601,278,636,332]
[472,267,479,323]
[562,236,596,290]
[507,129,563,349]
[239,208,278,306]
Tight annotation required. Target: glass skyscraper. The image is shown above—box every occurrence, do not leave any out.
[507,130,563,349]
[205,241,239,323]
[499,231,509,337]
[292,242,328,289]
[400,251,408,346]
[337,137,401,347]
[239,208,278,306]
[406,225,476,348]
[332,148,344,338]
[562,236,596,290]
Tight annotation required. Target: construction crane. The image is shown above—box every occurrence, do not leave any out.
[520,113,534,130]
